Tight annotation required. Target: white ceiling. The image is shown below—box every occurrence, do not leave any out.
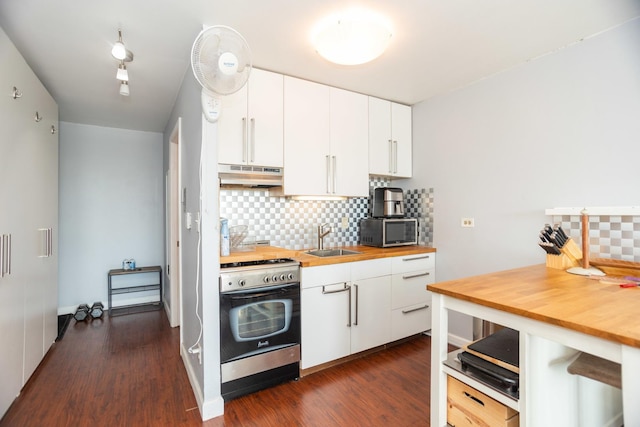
[2,0,639,133]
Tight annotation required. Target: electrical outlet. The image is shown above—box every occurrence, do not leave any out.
[461,217,475,228]
[341,216,349,230]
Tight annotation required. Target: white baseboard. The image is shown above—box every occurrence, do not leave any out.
[180,343,224,421]
[447,332,471,349]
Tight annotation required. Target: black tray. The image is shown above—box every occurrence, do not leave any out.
[457,351,519,395]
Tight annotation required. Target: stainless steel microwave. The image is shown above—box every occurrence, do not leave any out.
[359,218,418,248]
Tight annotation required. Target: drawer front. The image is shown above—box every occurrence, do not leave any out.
[391,253,435,274]
[447,376,519,427]
[391,269,434,309]
[350,258,392,281]
[391,303,431,341]
[301,263,350,289]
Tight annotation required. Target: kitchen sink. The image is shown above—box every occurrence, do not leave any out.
[305,249,362,257]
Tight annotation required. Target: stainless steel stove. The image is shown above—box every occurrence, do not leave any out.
[220,258,300,292]
[219,258,301,400]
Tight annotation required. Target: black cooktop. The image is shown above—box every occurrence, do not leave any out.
[220,258,295,269]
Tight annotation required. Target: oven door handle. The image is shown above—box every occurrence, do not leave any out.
[224,283,298,300]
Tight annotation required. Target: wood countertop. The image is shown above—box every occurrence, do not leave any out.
[427,264,640,348]
[221,245,436,267]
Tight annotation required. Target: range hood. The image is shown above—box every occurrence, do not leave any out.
[218,164,283,188]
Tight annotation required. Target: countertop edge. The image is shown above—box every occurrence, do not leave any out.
[221,245,436,267]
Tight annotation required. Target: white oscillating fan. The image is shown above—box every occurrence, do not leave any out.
[191,26,252,122]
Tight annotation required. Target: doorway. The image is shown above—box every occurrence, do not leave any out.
[166,118,182,327]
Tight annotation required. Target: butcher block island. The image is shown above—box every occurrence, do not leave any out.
[428,264,640,427]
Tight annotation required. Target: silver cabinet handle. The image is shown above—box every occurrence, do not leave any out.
[51,125,56,134]
[48,228,52,257]
[6,234,10,275]
[321,283,350,295]
[35,111,42,122]
[38,228,48,257]
[402,255,430,261]
[402,304,429,314]
[250,118,255,163]
[332,155,337,194]
[393,140,398,173]
[353,283,359,326]
[388,139,393,173]
[12,86,22,99]
[326,155,331,193]
[242,117,247,162]
[0,235,4,277]
[402,272,430,280]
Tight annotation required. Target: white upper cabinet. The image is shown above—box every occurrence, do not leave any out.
[283,76,369,197]
[368,97,412,178]
[218,68,283,167]
[330,87,369,197]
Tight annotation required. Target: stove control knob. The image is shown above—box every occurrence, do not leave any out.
[287,273,295,280]
[272,275,279,282]
[238,279,246,287]
[263,276,271,283]
[280,274,286,281]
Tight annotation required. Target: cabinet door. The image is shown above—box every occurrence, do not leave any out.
[350,275,391,354]
[37,90,59,352]
[218,82,248,165]
[368,97,413,178]
[391,102,412,178]
[0,28,38,414]
[330,88,369,197]
[301,283,351,369]
[248,69,283,167]
[368,97,393,176]
[391,303,431,341]
[283,76,330,196]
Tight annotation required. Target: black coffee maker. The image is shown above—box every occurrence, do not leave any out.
[371,187,405,218]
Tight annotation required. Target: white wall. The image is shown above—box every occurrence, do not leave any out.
[405,18,640,340]
[58,122,164,313]
[163,58,223,419]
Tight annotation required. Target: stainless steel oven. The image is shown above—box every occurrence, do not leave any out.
[219,258,300,400]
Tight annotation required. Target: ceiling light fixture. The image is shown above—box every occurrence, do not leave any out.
[116,61,129,81]
[111,29,134,62]
[119,81,130,96]
[312,9,392,66]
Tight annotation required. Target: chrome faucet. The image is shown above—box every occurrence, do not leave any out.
[317,223,332,250]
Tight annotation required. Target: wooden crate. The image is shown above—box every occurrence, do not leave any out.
[447,376,519,427]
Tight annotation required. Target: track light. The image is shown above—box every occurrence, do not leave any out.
[116,62,129,81]
[111,30,126,60]
[120,81,130,96]
[111,29,134,62]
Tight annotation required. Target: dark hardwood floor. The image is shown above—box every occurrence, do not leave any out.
[1,310,434,426]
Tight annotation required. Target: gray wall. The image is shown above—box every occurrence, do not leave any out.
[404,17,640,340]
[58,122,164,313]
[163,58,224,417]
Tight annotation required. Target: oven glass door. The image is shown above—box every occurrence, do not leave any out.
[220,283,300,363]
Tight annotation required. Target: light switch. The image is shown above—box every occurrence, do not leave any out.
[186,212,192,230]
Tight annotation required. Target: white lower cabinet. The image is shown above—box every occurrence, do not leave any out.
[301,263,351,369]
[391,253,435,341]
[301,254,435,370]
[350,259,391,354]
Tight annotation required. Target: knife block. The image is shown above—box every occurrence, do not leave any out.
[546,238,582,270]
